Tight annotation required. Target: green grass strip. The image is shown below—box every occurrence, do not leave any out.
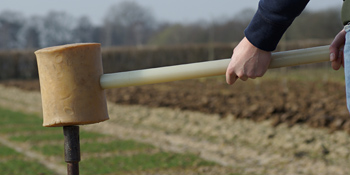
[0,144,21,156]
[0,125,47,133]
[9,129,105,142]
[32,144,64,157]
[80,131,107,140]
[81,139,154,153]
[80,152,215,175]
[9,131,63,142]
[33,139,154,157]
[0,107,42,125]
[0,159,55,175]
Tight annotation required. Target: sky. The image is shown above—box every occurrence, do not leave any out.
[0,0,343,25]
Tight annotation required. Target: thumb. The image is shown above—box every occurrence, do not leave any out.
[226,73,238,85]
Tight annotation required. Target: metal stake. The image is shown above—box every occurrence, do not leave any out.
[63,126,80,175]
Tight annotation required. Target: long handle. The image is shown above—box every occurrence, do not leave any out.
[100,45,330,89]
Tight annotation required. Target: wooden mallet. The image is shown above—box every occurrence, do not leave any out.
[34,43,330,174]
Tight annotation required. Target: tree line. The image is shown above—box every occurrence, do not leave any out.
[0,1,343,50]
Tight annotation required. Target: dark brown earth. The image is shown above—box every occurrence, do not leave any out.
[1,77,349,133]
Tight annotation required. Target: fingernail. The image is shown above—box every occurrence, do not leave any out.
[330,53,335,61]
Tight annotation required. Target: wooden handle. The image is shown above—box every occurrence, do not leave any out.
[100,45,330,89]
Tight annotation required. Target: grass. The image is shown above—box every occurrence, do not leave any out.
[32,144,63,157]
[0,109,41,125]
[81,139,154,153]
[0,124,47,133]
[33,139,154,156]
[0,143,55,175]
[0,159,55,175]
[0,106,222,174]
[10,131,63,142]
[0,144,20,157]
[81,152,215,175]
[9,130,106,142]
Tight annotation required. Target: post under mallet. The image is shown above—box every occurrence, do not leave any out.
[34,43,330,174]
[63,125,80,175]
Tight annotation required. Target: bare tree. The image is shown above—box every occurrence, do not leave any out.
[149,9,254,45]
[285,8,342,41]
[103,1,156,46]
[17,16,41,49]
[73,16,95,43]
[0,10,24,49]
[39,11,77,47]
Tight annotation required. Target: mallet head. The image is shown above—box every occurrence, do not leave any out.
[35,43,109,127]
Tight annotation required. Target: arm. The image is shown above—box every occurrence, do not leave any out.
[226,0,310,84]
[246,0,310,51]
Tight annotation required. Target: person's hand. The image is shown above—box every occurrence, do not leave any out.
[329,29,346,70]
[226,37,272,85]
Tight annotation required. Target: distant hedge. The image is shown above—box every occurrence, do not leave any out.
[0,50,38,79]
[0,40,331,80]
[101,43,236,73]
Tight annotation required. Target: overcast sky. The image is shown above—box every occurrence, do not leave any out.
[0,0,343,25]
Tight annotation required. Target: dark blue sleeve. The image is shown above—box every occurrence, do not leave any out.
[244,0,310,51]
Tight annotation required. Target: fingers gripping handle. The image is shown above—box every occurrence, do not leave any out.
[100,45,330,89]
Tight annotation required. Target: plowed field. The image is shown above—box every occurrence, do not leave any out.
[1,68,349,133]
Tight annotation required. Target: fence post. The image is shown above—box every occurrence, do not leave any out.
[63,126,81,175]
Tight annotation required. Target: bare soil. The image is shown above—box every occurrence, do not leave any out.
[1,77,348,133]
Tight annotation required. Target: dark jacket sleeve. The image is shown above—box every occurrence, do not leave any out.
[244,0,310,51]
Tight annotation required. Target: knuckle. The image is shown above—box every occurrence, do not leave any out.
[240,76,248,81]
[256,69,267,77]
[246,72,256,78]
[256,72,265,77]
[246,71,260,78]
[226,70,236,78]
[236,71,245,78]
